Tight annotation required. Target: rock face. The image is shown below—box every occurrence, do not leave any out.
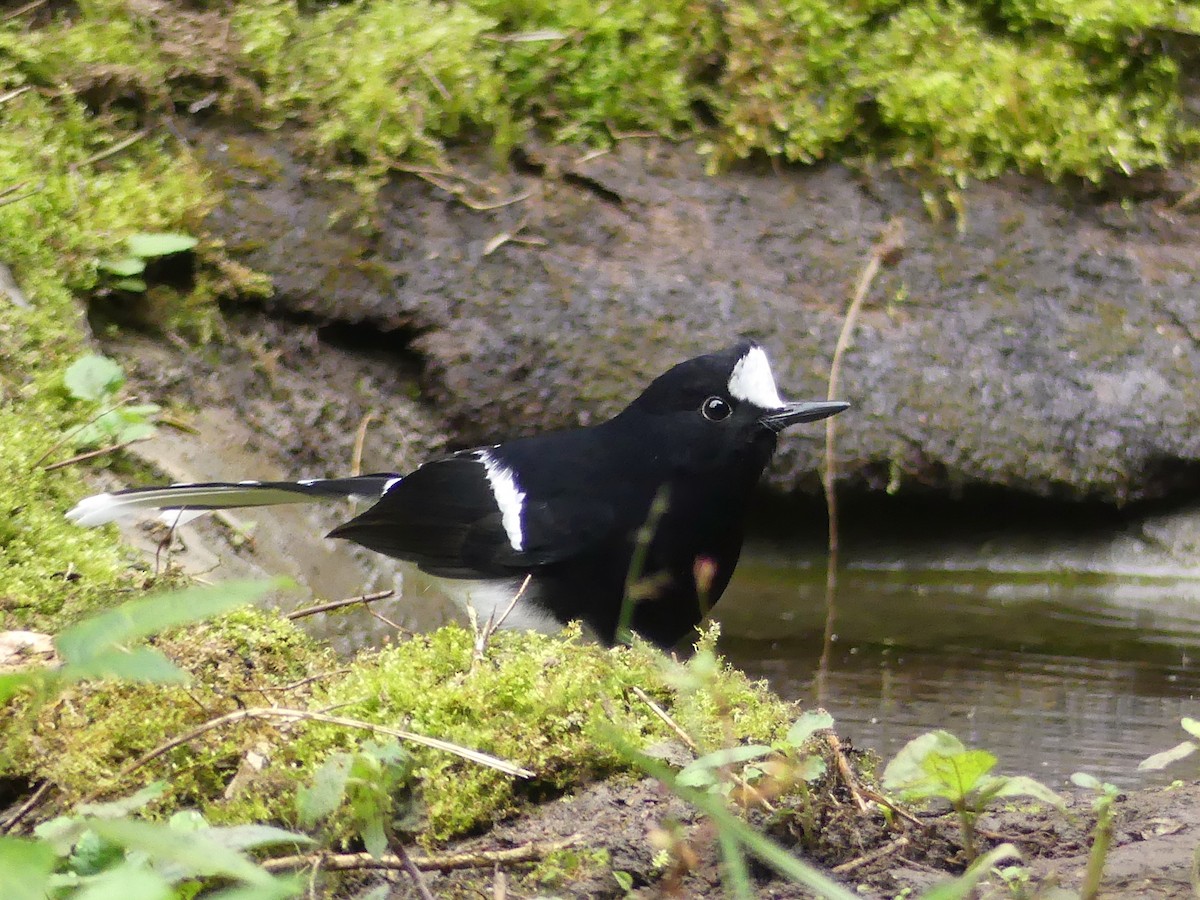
[198,124,1200,503]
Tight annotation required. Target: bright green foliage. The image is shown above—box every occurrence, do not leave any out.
[1071,772,1120,900]
[1,607,335,809]
[884,730,1062,859]
[298,739,418,859]
[4,0,1198,191]
[26,791,308,900]
[859,3,1180,182]
[1138,716,1200,770]
[467,0,719,144]
[715,0,1188,182]
[234,0,505,169]
[285,625,798,841]
[62,354,160,449]
[714,0,882,165]
[997,0,1197,50]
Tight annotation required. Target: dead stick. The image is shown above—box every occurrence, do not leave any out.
[0,781,53,835]
[831,835,911,875]
[858,786,925,829]
[286,590,394,621]
[825,732,868,813]
[70,130,147,171]
[43,442,132,472]
[350,411,377,477]
[263,833,584,874]
[818,218,906,703]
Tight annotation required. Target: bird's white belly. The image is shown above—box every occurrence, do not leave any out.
[432,576,562,635]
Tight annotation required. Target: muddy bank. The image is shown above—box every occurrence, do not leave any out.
[322,771,1200,898]
[187,123,1200,504]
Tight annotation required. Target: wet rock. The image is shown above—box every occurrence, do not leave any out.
[195,124,1200,503]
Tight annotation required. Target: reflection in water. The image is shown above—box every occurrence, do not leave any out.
[716,557,1200,788]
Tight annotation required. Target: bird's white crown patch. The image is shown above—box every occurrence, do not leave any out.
[727,345,784,409]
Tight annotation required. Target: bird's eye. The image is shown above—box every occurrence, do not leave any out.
[701,396,732,421]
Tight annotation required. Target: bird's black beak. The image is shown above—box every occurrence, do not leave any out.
[759,400,850,432]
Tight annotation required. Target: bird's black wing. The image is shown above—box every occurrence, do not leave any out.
[326,452,616,577]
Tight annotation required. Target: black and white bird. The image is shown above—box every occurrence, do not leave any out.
[67,342,847,648]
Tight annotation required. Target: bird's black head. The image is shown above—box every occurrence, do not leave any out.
[622,341,848,473]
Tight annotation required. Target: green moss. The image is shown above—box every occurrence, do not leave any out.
[233,0,506,170]
[1,608,335,808]
[6,0,1198,194]
[0,55,220,624]
[275,624,798,841]
[714,0,1192,182]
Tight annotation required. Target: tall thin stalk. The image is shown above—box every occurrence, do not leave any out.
[818,218,906,703]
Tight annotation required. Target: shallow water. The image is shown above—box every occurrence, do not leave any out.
[716,549,1200,790]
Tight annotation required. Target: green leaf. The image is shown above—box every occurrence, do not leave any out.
[793,755,826,783]
[612,870,633,892]
[1181,717,1200,740]
[786,710,834,747]
[203,876,304,900]
[677,744,774,787]
[98,256,147,277]
[0,671,40,703]
[86,818,271,886]
[201,825,313,854]
[0,835,57,900]
[61,646,187,685]
[922,749,997,800]
[297,754,351,826]
[56,580,284,673]
[167,810,209,833]
[1138,740,1198,771]
[64,355,124,402]
[1070,772,1101,790]
[918,843,1022,900]
[114,277,148,292]
[987,775,1064,809]
[882,730,967,797]
[77,783,167,819]
[67,829,125,877]
[361,817,387,861]
[125,232,198,258]
[73,862,171,900]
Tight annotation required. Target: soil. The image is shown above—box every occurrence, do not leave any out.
[332,773,1200,898]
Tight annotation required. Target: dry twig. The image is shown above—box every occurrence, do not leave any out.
[825,731,868,813]
[831,835,911,874]
[472,575,533,667]
[262,833,584,874]
[819,218,906,701]
[0,781,53,835]
[286,590,395,621]
[350,411,377,477]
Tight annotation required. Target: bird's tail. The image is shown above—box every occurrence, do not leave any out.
[66,474,401,527]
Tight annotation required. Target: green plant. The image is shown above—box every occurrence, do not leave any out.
[1138,717,1200,771]
[62,354,159,450]
[96,232,198,293]
[0,579,310,899]
[297,739,419,859]
[1,579,282,704]
[19,784,309,899]
[1071,772,1120,900]
[882,730,1062,861]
